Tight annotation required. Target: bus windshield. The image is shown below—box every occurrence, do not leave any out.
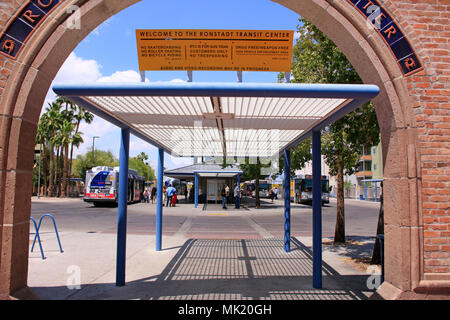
[300,179,329,193]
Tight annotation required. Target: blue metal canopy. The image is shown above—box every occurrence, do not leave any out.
[52,81,380,290]
[53,82,379,158]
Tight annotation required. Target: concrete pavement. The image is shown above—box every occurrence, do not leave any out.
[28,196,381,300]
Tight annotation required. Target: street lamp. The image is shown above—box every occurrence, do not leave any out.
[92,136,100,167]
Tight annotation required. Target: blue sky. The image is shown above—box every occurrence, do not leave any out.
[47,0,302,170]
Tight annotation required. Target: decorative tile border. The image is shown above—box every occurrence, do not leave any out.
[0,0,62,60]
[346,0,424,76]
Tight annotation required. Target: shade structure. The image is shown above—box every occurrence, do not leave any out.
[53,82,379,158]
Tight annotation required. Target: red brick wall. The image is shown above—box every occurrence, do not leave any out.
[383,0,450,274]
[0,0,448,297]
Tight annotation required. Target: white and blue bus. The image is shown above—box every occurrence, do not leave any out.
[293,174,330,205]
[84,166,145,206]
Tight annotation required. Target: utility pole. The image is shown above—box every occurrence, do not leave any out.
[92,136,100,167]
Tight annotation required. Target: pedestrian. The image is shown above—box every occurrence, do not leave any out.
[184,188,188,200]
[171,191,177,207]
[221,185,227,209]
[274,187,278,200]
[163,185,167,207]
[151,186,157,204]
[269,188,275,202]
[143,188,150,203]
[166,184,176,207]
[234,183,241,209]
[225,184,230,203]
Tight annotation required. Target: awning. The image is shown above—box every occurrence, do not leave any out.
[53,82,379,158]
[164,163,242,179]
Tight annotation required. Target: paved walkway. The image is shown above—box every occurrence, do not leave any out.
[27,197,381,300]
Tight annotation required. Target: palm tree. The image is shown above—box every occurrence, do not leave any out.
[35,113,49,195]
[45,101,62,197]
[37,96,94,197]
[56,119,74,197]
[69,104,93,180]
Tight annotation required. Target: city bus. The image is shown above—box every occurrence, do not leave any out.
[293,174,330,205]
[248,179,273,198]
[84,166,145,206]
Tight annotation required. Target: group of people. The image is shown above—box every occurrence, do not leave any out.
[142,184,188,207]
[221,183,241,209]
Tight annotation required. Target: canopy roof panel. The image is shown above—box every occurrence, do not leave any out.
[53,82,379,158]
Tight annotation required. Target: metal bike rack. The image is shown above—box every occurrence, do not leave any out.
[30,214,63,260]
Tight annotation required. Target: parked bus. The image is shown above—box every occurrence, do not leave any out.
[242,181,254,197]
[248,179,273,198]
[84,166,145,206]
[293,174,330,205]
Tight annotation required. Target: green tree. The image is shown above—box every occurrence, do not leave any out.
[239,157,272,208]
[35,113,50,195]
[35,96,94,197]
[72,150,119,181]
[285,17,380,243]
[130,152,155,181]
[45,101,62,196]
[278,137,312,176]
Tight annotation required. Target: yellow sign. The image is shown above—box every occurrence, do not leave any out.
[136,29,293,72]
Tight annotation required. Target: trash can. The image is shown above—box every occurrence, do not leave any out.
[376,234,385,283]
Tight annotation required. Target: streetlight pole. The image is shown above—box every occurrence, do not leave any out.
[92,136,100,168]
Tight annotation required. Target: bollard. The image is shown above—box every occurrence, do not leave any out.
[376,234,384,283]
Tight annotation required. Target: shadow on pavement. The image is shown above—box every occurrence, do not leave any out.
[31,238,375,300]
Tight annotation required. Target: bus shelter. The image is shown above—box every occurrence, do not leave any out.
[164,163,242,206]
[53,81,379,289]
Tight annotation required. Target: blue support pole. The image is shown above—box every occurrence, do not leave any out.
[284,149,291,253]
[364,182,368,200]
[194,173,199,208]
[116,127,129,286]
[312,129,322,289]
[375,182,378,202]
[156,148,164,251]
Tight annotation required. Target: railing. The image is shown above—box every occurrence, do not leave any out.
[30,214,63,260]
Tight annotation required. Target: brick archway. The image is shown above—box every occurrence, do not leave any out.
[0,0,448,299]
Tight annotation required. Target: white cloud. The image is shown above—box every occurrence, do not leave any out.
[53,52,102,84]
[43,52,193,170]
[43,52,102,111]
[170,78,186,83]
[98,70,149,83]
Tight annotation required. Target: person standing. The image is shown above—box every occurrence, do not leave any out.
[151,186,157,204]
[166,184,176,207]
[274,187,278,200]
[269,188,275,202]
[234,183,241,209]
[143,188,150,203]
[163,185,167,207]
[171,190,178,207]
[221,185,227,209]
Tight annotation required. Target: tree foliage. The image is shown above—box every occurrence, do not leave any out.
[72,150,156,182]
[35,96,94,197]
[72,150,119,181]
[239,157,273,208]
[285,18,380,243]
